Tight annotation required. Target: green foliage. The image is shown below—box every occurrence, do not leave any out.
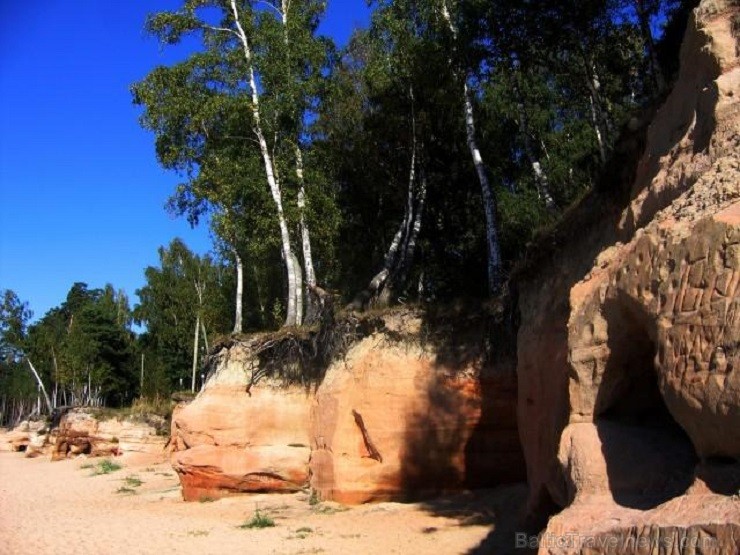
[92,459,122,475]
[0,290,32,362]
[0,285,139,424]
[116,487,136,495]
[239,508,276,529]
[308,490,320,506]
[124,475,143,487]
[133,0,341,323]
[134,239,232,396]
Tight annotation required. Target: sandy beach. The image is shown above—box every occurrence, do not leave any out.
[0,451,526,554]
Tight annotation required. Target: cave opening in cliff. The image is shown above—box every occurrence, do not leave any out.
[594,295,698,509]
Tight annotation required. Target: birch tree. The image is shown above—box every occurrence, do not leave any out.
[438,0,503,294]
[135,0,334,327]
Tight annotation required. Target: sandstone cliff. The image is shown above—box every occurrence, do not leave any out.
[165,2,740,552]
[170,345,313,501]
[516,0,740,552]
[170,310,525,502]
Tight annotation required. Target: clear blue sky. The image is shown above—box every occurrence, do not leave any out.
[0,0,369,322]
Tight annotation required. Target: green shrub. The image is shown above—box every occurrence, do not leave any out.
[92,459,122,475]
[239,509,275,529]
[124,475,143,487]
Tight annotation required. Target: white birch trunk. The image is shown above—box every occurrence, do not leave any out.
[191,313,200,393]
[230,0,299,326]
[582,55,612,163]
[26,359,52,414]
[516,97,556,211]
[364,143,415,298]
[440,0,503,293]
[404,172,427,265]
[589,92,607,164]
[360,99,424,305]
[279,1,318,322]
[292,251,304,326]
[233,249,244,334]
[295,146,316,287]
[200,320,209,353]
[252,264,266,323]
[52,347,59,409]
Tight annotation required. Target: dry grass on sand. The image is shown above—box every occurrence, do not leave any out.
[0,451,527,555]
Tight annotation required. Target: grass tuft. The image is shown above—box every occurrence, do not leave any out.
[187,530,210,537]
[308,490,320,506]
[124,475,143,487]
[312,503,347,515]
[238,508,276,529]
[92,459,122,475]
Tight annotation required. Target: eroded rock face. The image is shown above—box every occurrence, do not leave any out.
[169,348,313,501]
[171,313,524,502]
[310,315,524,504]
[516,1,740,551]
[0,420,51,457]
[52,409,166,461]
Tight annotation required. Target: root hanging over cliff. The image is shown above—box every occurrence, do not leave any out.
[205,297,389,391]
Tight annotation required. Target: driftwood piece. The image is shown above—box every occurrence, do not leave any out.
[351,409,383,463]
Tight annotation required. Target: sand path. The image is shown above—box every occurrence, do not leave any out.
[0,452,525,554]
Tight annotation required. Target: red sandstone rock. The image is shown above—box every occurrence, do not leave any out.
[52,409,165,461]
[0,421,51,456]
[175,444,310,501]
[518,0,740,514]
[171,313,524,503]
[516,0,740,549]
[310,317,524,504]
[169,349,313,501]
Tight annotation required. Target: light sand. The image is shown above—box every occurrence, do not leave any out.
[0,451,526,554]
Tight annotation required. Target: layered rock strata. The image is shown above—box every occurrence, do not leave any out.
[516,1,740,552]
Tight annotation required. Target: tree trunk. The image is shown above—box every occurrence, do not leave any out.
[230,0,299,327]
[252,264,266,325]
[396,170,427,287]
[295,147,316,288]
[588,93,607,164]
[353,97,426,308]
[200,320,209,353]
[278,2,318,324]
[292,251,304,326]
[296,146,322,324]
[440,0,503,294]
[233,249,244,334]
[634,0,665,94]
[191,313,200,393]
[52,346,60,409]
[512,71,556,211]
[581,52,613,164]
[26,359,53,414]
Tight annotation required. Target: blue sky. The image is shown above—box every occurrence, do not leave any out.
[0,0,370,322]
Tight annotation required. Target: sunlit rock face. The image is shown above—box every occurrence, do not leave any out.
[170,349,313,502]
[516,1,740,552]
[310,320,523,504]
[170,312,525,502]
[51,409,166,461]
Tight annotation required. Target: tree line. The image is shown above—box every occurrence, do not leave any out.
[0,0,695,423]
